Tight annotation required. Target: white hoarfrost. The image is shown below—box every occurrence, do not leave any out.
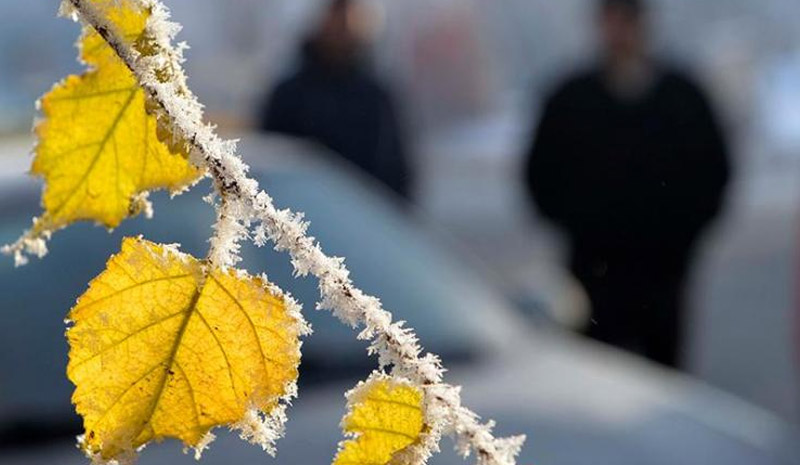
[62,0,527,464]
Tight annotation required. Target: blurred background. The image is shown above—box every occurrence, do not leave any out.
[1,1,799,464]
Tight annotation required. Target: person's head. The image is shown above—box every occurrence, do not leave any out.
[596,0,649,66]
[312,0,377,66]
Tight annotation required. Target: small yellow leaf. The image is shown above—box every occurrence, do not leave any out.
[334,375,425,465]
[32,0,200,233]
[67,237,306,460]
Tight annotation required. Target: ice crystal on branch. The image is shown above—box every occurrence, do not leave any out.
[26,0,528,463]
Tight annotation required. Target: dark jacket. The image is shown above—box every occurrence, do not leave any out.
[525,66,730,263]
[260,43,411,198]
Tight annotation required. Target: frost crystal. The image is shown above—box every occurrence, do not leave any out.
[190,432,216,460]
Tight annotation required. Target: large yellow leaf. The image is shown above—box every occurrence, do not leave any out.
[31,0,200,233]
[334,375,425,465]
[67,237,306,460]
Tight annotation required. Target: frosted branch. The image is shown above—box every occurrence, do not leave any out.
[66,0,525,463]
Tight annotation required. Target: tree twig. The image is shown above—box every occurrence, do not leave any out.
[64,1,526,464]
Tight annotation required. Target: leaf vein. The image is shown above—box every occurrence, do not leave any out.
[364,396,421,412]
[70,308,186,370]
[347,425,417,441]
[49,87,138,219]
[133,286,201,439]
[73,273,193,316]
[194,308,239,401]
[49,86,137,101]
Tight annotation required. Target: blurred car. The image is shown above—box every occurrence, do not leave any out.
[0,135,797,465]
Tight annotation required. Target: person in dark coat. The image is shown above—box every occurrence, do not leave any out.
[525,0,730,367]
[259,0,411,199]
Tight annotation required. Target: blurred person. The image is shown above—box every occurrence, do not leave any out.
[259,0,412,199]
[524,0,730,368]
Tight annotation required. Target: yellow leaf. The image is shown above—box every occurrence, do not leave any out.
[67,237,306,460]
[31,0,200,233]
[80,0,149,68]
[334,375,425,465]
